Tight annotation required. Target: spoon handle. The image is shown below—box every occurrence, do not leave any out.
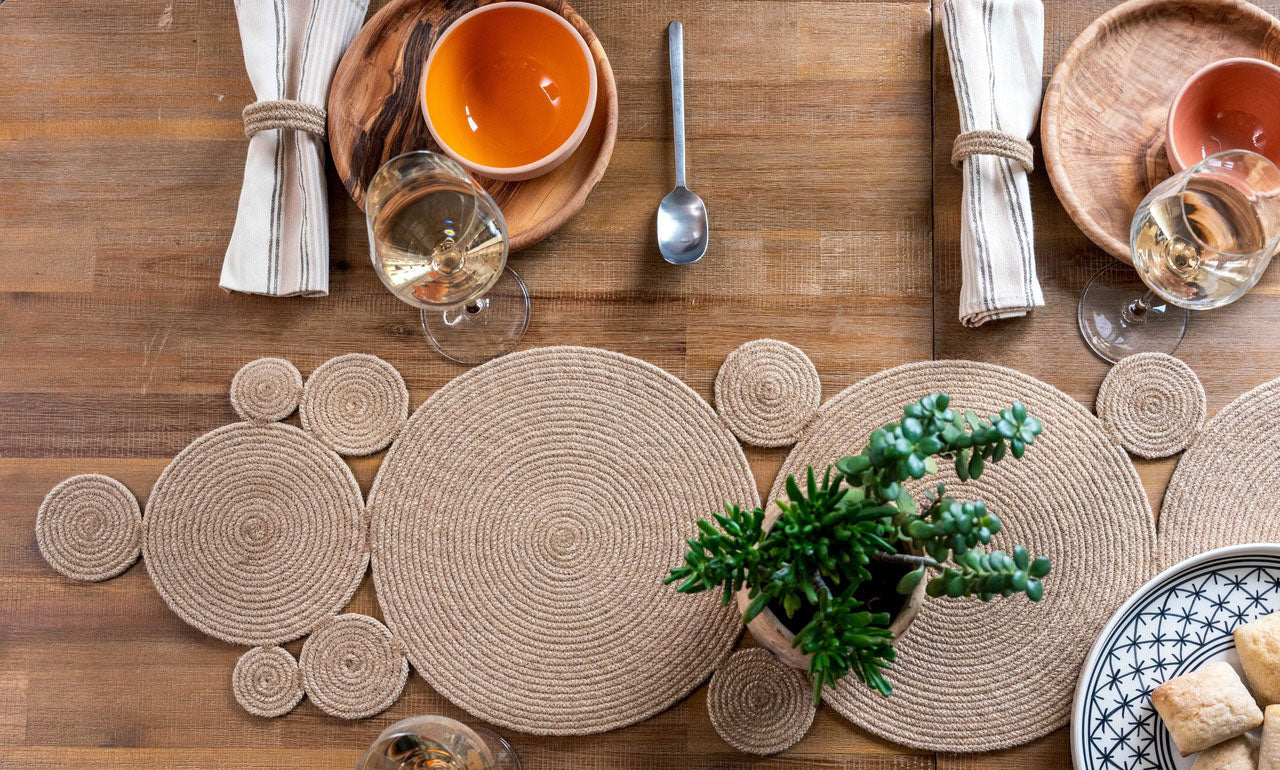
[668,21,686,188]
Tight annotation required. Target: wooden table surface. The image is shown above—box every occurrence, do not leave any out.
[4,0,1280,766]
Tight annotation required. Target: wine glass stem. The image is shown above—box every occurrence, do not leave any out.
[1122,291,1157,326]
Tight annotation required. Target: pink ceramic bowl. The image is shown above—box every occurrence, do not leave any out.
[1168,57,1280,172]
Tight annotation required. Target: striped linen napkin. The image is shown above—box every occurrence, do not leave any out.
[942,0,1045,327]
[220,0,369,297]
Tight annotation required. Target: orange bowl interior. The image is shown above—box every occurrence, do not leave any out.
[424,5,593,169]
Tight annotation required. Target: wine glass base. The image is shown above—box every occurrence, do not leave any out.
[1078,262,1188,364]
[422,267,529,365]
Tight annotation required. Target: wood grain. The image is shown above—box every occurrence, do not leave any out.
[1041,0,1280,263]
[327,0,619,251]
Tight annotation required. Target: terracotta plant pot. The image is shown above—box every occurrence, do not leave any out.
[734,506,926,671]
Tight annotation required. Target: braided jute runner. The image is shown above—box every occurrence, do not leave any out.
[708,649,815,755]
[1096,352,1205,459]
[769,360,1155,752]
[368,346,756,735]
[715,339,821,447]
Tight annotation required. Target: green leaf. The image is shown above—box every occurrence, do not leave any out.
[968,453,984,480]
[955,450,970,481]
[896,566,925,594]
[964,411,982,431]
[744,591,772,622]
[1013,545,1030,570]
[836,455,871,475]
[1029,556,1051,578]
[1026,579,1044,602]
[925,576,946,597]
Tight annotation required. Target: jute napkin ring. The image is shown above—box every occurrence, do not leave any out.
[952,129,1034,173]
[242,99,327,139]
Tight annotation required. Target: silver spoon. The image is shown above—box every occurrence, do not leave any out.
[657,21,708,265]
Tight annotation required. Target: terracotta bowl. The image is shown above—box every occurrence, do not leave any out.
[1168,57,1280,172]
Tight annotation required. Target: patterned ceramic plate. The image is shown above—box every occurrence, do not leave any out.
[1073,544,1280,769]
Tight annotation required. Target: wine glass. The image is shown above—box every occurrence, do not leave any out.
[365,151,529,365]
[355,715,521,770]
[1078,149,1280,363]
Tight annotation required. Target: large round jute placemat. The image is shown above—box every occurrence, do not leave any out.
[1096,352,1205,459]
[299,613,408,720]
[1160,375,1280,567]
[143,421,369,646]
[300,353,408,456]
[230,357,304,423]
[768,360,1156,752]
[707,649,815,755]
[714,339,821,447]
[368,346,757,735]
[232,645,304,718]
[36,473,142,582]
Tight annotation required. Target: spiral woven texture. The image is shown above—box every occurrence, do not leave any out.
[230,357,304,423]
[1160,375,1280,567]
[299,614,408,720]
[232,646,304,718]
[300,353,408,456]
[769,360,1155,752]
[36,474,141,582]
[1096,352,1205,459]
[714,339,821,447]
[368,346,756,735]
[708,649,815,755]
[142,421,368,646]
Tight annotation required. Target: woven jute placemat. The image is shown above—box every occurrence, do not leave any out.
[142,421,369,646]
[1160,375,1280,567]
[299,614,408,720]
[708,649,815,755]
[36,473,142,582]
[368,346,756,735]
[300,353,408,456]
[714,339,821,447]
[768,360,1156,752]
[230,357,304,423]
[1096,352,1205,459]
[232,645,304,718]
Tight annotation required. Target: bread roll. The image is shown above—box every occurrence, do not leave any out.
[1237,613,1280,705]
[1192,735,1259,770]
[1152,661,1263,756]
[1259,704,1280,770]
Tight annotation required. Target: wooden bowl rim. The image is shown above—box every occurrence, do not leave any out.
[1041,0,1280,264]
[327,0,619,252]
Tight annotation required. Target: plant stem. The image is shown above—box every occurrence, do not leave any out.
[812,571,834,600]
[870,552,943,571]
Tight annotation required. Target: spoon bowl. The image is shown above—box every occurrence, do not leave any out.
[657,185,708,264]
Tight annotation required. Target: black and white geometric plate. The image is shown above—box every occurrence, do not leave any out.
[1072,544,1280,769]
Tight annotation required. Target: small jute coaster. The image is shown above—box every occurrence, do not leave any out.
[1160,375,1280,567]
[36,474,142,582]
[368,346,755,735]
[1096,352,1205,459]
[142,421,368,646]
[299,614,408,720]
[230,357,304,423]
[300,353,408,456]
[707,649,815,755]
[714,339,821,447]
[769,360,1155,752]
[232,645,304,718]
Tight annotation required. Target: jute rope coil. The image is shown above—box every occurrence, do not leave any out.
[36,474,142,582]
[301,353,408,456]
[299,614,408,720]
[232,645,304,718]
[708,649,816,755]
[1160,375,1280,567]
[769,360,1155,752]
[230,357,304,423]
[142,421,368,646]
[242,99,327,139]
[368,346,755,735]
[951,129,1035,173]
[1096,352,1205,459]
[714,339,821,447]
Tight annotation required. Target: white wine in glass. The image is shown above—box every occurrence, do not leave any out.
[366,151,529,364]
[1079,149,1280,363]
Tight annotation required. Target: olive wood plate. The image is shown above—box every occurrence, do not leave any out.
[1041,0,1280,263]
[327,0,619,252]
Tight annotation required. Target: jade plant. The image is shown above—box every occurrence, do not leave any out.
[665,394,1051,702]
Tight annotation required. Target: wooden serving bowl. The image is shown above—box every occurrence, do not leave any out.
[327,0,618,252]
[1041,0,1280,264]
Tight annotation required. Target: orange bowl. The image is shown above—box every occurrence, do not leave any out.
[421,2,598,181]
